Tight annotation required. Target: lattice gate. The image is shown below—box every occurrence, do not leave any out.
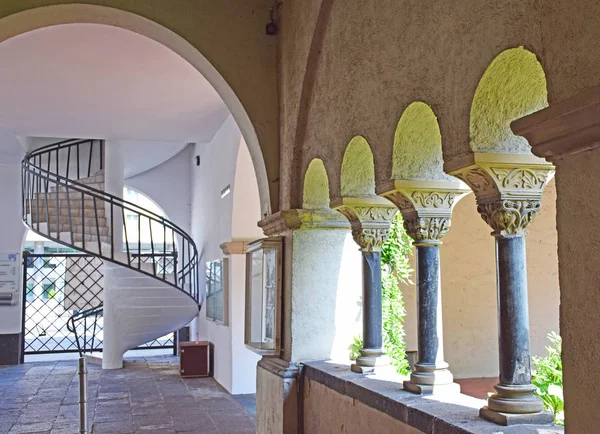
[22,252,175,356]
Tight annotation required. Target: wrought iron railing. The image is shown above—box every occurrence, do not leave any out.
[21,139,199,302]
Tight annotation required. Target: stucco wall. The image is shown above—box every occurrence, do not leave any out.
[0,0,279,213]
[552,149,600,433]
[126,144,192,234]
[303,378,421,434]
[191,115,263,394]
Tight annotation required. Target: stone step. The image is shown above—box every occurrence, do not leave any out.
[50,181,105,193]
[48,222,110,236]
[30,213,107,226]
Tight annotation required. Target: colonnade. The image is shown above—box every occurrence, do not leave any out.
[329,153,555,425]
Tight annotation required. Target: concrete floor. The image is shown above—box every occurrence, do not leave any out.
[0,356,255,434]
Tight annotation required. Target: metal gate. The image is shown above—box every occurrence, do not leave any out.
[22,252,175,355]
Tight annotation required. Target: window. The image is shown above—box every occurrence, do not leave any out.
[126,214,139,222]
[42,283,56,300]
[205,259,228,324]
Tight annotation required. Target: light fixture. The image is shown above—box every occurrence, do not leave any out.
[221,185,231,199]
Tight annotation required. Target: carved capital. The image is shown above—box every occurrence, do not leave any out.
[477,199,542,237]
[445,153,554,235]
[377,180,470,244]
[331,197,397,252]
[258,209,349,236]
[403,217,451,245]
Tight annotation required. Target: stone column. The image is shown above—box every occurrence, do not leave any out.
[379,180,469,394]
[447,153,555,425]
[332,197,397,373]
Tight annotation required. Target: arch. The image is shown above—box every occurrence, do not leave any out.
[393,102,452,181]
[340,136,375,197]
[303,159,330,209]
[470,47,547,154]
[0,3,271,216]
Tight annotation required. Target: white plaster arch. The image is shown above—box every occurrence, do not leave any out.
[0,3,271,216]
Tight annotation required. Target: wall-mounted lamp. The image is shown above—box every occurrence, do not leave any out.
[195,155,200,166]
[266,1,282,35]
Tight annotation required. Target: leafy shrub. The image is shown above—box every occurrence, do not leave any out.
[532,332,564,426]
[350,214,413,375]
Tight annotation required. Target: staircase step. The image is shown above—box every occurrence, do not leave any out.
[48,222,110,236]
[50,182,105,193]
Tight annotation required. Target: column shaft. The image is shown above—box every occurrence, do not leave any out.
[416,245,444,366]
[496,235,532,386]
[362,252,383,352]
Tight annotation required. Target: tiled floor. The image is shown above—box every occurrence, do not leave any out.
[0,356,256,434]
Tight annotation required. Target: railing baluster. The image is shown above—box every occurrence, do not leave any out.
[76,143,80,180]
[66,179,74,245]
[99,140,104,172]
[149,218,156,277]
[66,146,71,180]
[110,200,114,261]
[93,197,101,255]
[81,192,85,251]
[56,178,60,241]
[88,141,94,178]
[122,207,131,266]
[137,213,141,270]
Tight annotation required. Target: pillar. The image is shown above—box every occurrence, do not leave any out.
[511,89,600,432]
[101,140,126,369]
[332,197,397,373]
[255,208,354,434]
[379,180,469,394]
[447,153,554,425]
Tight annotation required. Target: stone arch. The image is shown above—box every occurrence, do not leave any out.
[393,102,452,181]
[470,47,547,154]
[303,158,330,209]
[340,136,375,197]
[0,3,272,215]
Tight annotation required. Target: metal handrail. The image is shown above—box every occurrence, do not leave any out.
[67,303,104,357]
[21,139,200,303]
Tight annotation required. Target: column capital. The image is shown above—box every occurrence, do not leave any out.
[258,209,350,237]
[331,197,397,252]
[445,152,554,236]
[378,180,470,245]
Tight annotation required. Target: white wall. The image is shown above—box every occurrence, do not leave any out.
[126,144,192,233]
[191,115,263,394]
[0,132,27,335]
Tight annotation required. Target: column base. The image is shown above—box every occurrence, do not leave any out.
[351,351,390,374]
[486,384,545,414]
[403,380,460,395]
[480,407,554,426]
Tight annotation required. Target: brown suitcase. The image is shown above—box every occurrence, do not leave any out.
[179,341,210,378]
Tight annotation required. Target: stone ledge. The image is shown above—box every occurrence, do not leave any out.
[303,360,563,434]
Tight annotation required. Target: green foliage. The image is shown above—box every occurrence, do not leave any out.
[532,332,564,426]
[350,214,413,375]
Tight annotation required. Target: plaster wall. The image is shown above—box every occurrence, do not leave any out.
[552,150,600,432]
[0,0,278,213]
[279,0,547,208]
[303,378,421,434]
[126,144,192,234]
[288,228,362,363]
[191,115,263,394]
[0,163,27,334]
[438,180,559,378]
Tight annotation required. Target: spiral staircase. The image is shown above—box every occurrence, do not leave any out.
[22,139,200,367]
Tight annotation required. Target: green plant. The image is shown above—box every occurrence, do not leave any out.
[532,332,564,426]
[349,214,413,375]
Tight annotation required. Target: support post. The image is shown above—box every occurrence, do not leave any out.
[332,197,397,373]
[78,357,89,434]
[379,180,469,394]
[447,153,555,425]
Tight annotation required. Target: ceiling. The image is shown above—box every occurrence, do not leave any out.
[0,23,229,143]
